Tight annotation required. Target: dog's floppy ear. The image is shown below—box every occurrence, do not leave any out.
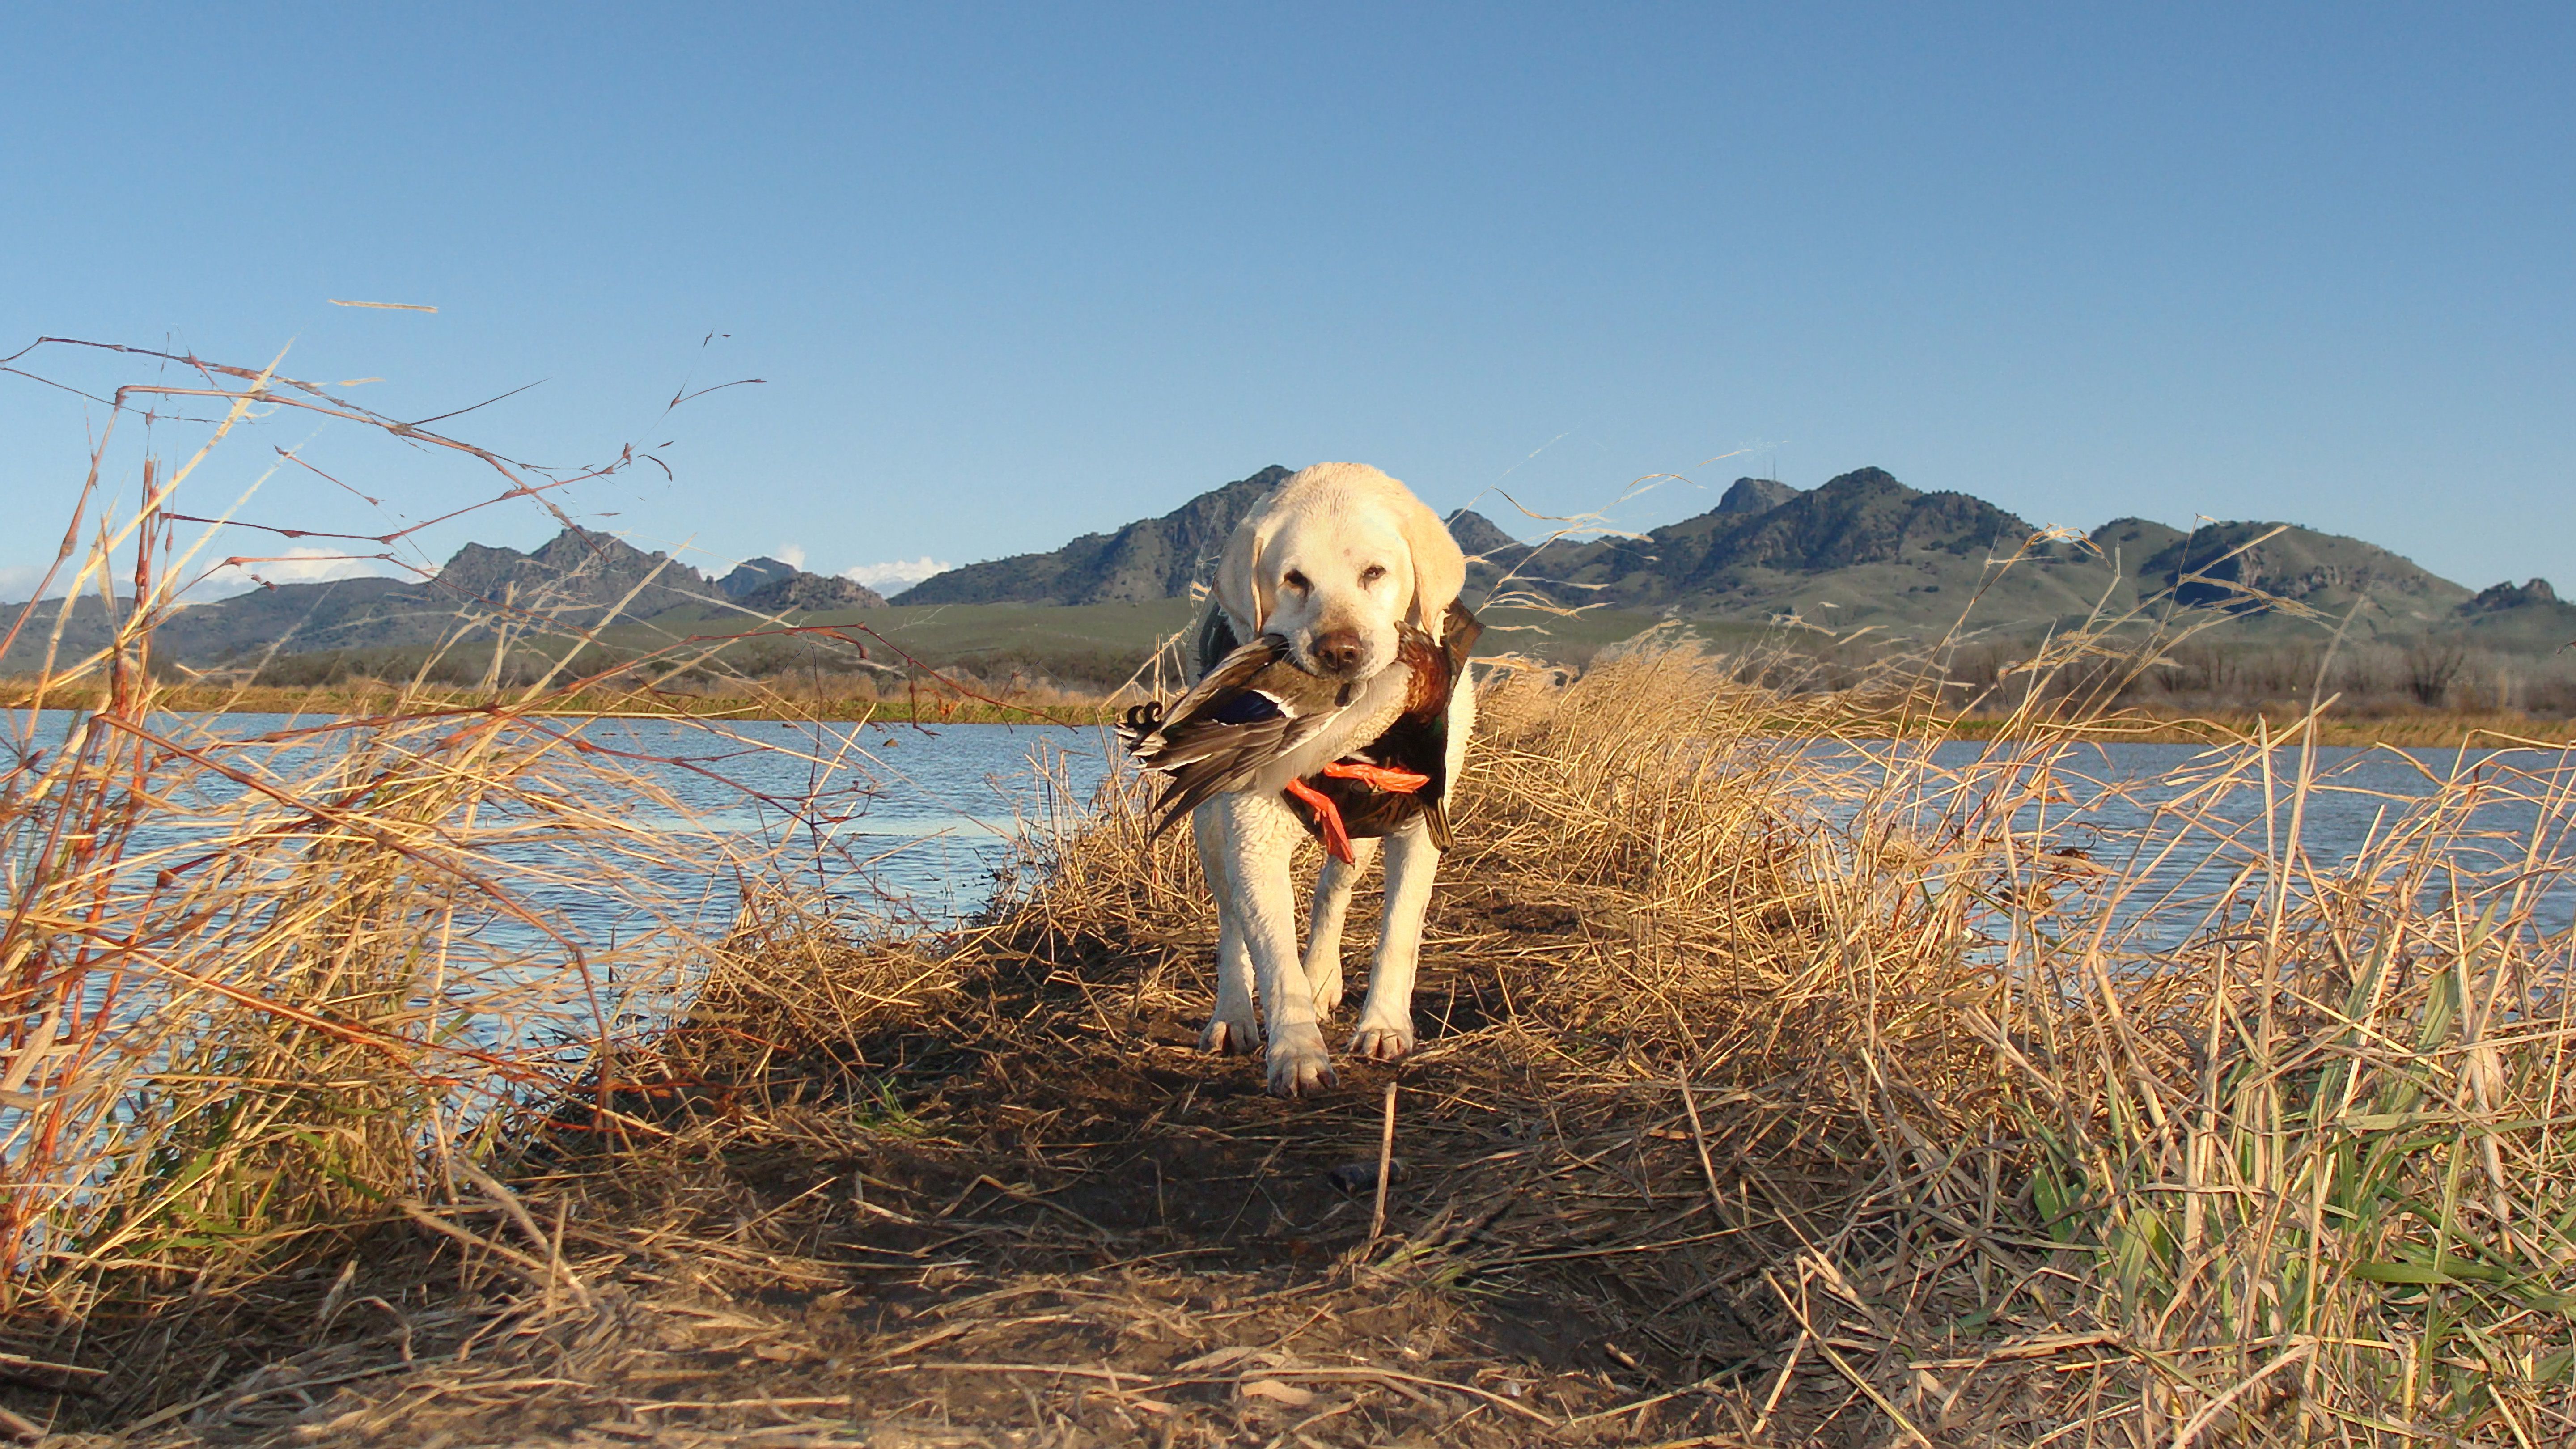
[1393,493,1467,631]
[1213,500,1280,633]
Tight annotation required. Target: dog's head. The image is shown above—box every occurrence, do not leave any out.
[1213,462,1466,682]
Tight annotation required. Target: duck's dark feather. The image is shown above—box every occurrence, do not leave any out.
[1280,602,1482,852]
[1119,632,1355,836]
[1122,603,1483,853]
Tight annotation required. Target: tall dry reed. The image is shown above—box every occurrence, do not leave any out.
[0,339,904,1330]
[1454,633,2576,1443]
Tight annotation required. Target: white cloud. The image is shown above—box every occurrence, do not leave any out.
[2,551,405,603]
[840,557,953,594]
[0,564,50,604]
[186,549,407,599]
[774,543,808,569]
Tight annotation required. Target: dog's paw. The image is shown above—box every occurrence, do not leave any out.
[1348,1017,1416,1062]
[1199,1008,1261,1056]
[1264,1026,1337,1097]
[1305,961,1344,1017]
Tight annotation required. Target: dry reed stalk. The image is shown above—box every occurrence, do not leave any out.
[0,339,1010,1432]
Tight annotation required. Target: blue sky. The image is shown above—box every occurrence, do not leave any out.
[3,3,2569,600]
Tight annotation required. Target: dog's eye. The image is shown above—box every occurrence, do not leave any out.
[1283,570,1311,592]
[1359,564,1387,585]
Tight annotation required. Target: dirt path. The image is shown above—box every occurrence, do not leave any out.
[84,875,1866,1447]
[46,665,2111,1448]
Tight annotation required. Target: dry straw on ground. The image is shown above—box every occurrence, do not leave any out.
[12,646,2569,1447]
[2,341,2573,1446]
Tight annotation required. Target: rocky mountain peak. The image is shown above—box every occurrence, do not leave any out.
[1716,477,1801,516]
[717,557,801,600]
[428,526,712,618]
[2140,522,2468,613]
[1443,508,1523,557]
[2466,577,2559,612]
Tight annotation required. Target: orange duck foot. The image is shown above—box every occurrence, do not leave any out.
[1284,776,1356,864]
[1322,761,1430,793]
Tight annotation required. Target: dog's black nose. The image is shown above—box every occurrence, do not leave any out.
[1313,630,1364,674]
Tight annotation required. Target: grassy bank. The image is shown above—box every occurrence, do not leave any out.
[0,678,1125,726]
[19,676,2567,749]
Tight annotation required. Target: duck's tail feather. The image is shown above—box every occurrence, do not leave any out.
[1115,700,1165,755]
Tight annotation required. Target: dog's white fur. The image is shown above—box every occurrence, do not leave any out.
[1191,462,1474,1095]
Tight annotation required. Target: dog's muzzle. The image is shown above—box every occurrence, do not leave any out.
[1308,628,1364,677]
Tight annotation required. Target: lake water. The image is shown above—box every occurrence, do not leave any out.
[12,712,2570,970]
[1802,737,2574,953]
[507,715,1124,928]
[5,710,1118,936]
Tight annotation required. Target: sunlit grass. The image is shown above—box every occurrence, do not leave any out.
[1,337,2568,1442]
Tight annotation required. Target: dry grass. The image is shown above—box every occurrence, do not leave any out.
[0,681,1122,727]
[2,341,2571,1446]
[0,643,2556,1445]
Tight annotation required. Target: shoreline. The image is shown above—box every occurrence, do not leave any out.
[7,682,2568,746]
[0,682,1125,727]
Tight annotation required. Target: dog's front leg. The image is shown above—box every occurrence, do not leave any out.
[1349,817,1438,1061]
[1192,804,1260,1055]
[1302,835,1379,1017]
[1211,793,1335,1096]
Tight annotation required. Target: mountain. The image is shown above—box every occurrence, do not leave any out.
[0,527,886,674]
[2464,578,2557,613]
[717,557,800,599]
[1443,508,1524,557]
[2135,521,2468,620]
[405,531,886,630]
[1482,466,2494,640]
[2088,517,2190,571]
[426,527,716,623]
[716,555,887,610]
[1716,476,1801,516]
[899,466,1292,605]
[736,572,886,611]
[2448,577,2576,653]
[1503,467,2041,614]
[903,471,1540,606]
[3,466,2553,680]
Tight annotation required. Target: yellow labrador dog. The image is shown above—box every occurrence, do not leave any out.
[1170,462,1475,1096]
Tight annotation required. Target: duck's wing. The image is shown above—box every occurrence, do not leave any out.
[1115,629,1274,757]
[1151,633,1287,735]
[1126,635,1350,835]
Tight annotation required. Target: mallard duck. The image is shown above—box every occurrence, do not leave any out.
[1123,602,1483,865]
[1119,632,1360,838]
